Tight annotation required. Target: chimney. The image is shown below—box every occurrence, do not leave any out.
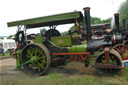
[114,13,120,32]
[122,19,126,31]
[83,7,92,40]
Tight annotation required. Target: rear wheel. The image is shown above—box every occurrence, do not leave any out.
[21,43,51,76]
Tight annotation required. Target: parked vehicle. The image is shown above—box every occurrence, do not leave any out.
[0,39,16,52]
[7,7,125,76]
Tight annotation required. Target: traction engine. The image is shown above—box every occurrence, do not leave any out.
[7,7,125,76]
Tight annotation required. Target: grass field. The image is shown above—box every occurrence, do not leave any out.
[0,52,10,57]
[1,62,128,85]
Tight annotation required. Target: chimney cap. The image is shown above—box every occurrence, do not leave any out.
[83,7,90,11]
[114,13,119,16]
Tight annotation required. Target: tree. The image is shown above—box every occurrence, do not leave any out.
[61,31,68,35]
[91,17,102,24]
[91,17,112,24]
[67,16,111,33]
[101,18,112,23]
[118,0,128,22]
[0,37,4,39]
[7,35,13,39]
[40,28,47,35]
[7,34,16,39]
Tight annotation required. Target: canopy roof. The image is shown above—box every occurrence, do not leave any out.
[7,11,83,29]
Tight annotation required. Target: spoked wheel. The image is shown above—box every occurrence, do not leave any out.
[124,41,128,46]
[95,49,122,75]
[113,44,128,60]
[21,43,51,76]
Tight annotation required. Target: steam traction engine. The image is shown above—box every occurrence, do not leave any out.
[112,13,128,61]
[7,7,124,76]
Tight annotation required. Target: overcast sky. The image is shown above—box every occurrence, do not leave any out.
[0,0,126,36]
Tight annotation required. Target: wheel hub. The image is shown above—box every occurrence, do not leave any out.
[30,56,39,63]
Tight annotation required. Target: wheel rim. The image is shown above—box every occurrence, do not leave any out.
[113,44,128,60]
[21,44,50,76]
[96,53,122,74]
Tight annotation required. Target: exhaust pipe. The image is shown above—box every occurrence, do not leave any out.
[114,13,120,32]
[83,7,92,40]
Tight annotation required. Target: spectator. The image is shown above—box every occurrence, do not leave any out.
[0,44,4,56]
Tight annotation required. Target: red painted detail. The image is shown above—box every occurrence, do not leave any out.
[70,56,74,61]
[12,49,16,52]
[98,45,104,48]
[75,55,77,61]
[105,47,109,64]
[112,36,115,44]
[69,55,87,62]
[52,52,90,55]
[53,52,89,62]
[17,44,19,48]
[123,57,128,60]
[103,25,106,29]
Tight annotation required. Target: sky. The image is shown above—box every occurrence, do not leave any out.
[0,0,126,36]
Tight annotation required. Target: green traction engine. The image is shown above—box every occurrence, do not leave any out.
[7,7,124,76]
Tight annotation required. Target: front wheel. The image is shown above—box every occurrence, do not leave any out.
[21,43,51,76]
[95,49,122,75]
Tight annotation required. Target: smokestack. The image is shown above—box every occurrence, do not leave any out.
[114,13,120,32]
[83,7,92,40]
[122,19,126,31]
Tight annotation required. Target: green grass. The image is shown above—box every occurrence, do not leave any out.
[0,52,10,57]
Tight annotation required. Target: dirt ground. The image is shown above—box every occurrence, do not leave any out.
[0,58,96,76]
[0,58,97,85]
[0,58,27,85]
[0,58,97,78]
[0,53,98,80]
[0,58,16,74]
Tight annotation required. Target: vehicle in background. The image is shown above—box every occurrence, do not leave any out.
[0,38,16,53]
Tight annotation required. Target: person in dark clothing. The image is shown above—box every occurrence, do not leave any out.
[0,44,4,56]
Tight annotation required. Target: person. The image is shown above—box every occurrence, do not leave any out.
[0,44,4,56]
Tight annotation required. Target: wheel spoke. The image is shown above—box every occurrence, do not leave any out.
[37,62,41,72]
[42,60,47,63]
[31,62,36,71]
[27,50,33,57]
[32,47,36,55]
[35,48,38,56]
[40,55,46,59]
[37,62,40,72]
[26,55,31,58]
[115,47,121,54]
[113,44,128,60]
[119,46,121,51]
[37,62,44,69]
[121,47,125,53]
[38,49,44,57]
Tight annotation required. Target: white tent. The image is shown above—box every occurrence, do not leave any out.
[0,39,16,52]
